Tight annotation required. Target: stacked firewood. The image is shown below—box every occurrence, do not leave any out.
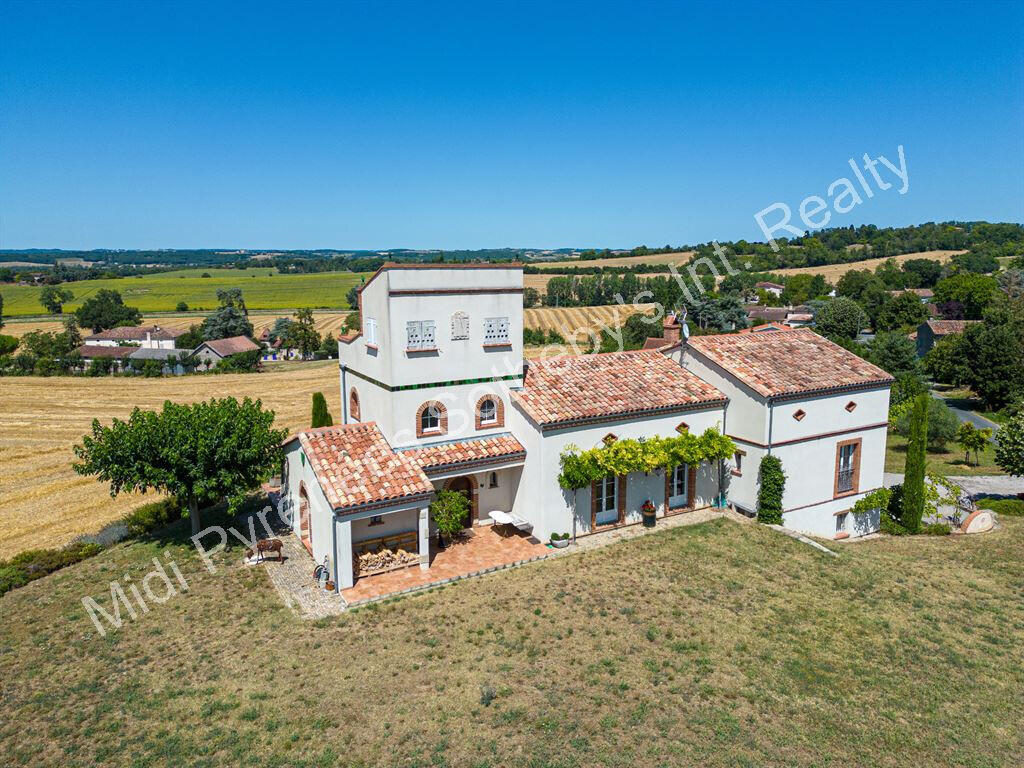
[355,547,418,575]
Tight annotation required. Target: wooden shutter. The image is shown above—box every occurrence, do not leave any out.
[406,321,421,349]
[617,475,627,524]
[687,465,697,508]
[421,321,436,348]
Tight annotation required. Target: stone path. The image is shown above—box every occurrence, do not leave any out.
[261,529,348,618]
[884,472,1023,497]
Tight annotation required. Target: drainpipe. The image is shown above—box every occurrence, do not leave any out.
[331,514,340,593]
[339,362,348,424]
[766,397,775,455]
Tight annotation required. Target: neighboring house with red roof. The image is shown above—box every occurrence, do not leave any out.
[281,264,895,593]
[83,325,185,350]
[192,335,260,366]
[755,281,784,297]
[915,319,980,357]
[670,328,893,539]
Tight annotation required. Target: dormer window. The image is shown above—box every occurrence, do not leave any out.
[483,317,510,346]
[451,312,470,340]
[407,320,436,351]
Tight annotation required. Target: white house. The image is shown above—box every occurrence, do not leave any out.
[666,329,893,538]
[83,325,184,349]
[279,263,893,592]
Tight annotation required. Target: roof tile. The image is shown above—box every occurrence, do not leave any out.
[687,328,894,398]
[400,434,526,472]
[512,350,726,427]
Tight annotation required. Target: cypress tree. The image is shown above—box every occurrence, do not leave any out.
[756,454,786,525]
[311,392,333,428]
[901,392,929,533]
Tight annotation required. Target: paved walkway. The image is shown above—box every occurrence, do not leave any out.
[260,526,348,618]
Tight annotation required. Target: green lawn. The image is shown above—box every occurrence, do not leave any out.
[0,268,368,316]
[2,514,1023,767]
[885,431,1004,476]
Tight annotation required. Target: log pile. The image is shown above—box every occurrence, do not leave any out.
[355,547,419,575]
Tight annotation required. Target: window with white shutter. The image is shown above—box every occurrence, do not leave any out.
[406,321,422,350]
[484,317,510,345]
[406,320,436,350]
[365,318,377,346]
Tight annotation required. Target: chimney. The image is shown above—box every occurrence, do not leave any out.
[663,312,681,344]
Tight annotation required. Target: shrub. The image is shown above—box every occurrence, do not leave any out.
[430,489,469,542]
[895,396,958,450]
[921,522,952,536]
[0,334,18,356]
[756,455,785,524]
[122,497,183,537]
[311,392,333,428]
[176,301,189,311]
[975,497,1024,516]
[0,541,103,597]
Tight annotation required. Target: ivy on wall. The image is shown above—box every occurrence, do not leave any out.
[557,428,735,490]
[756,455,786,524]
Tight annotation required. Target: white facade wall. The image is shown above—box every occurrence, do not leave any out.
[675,345,891,539]
[509,403,726,541]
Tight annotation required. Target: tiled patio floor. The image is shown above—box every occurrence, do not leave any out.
[341,525,549,603]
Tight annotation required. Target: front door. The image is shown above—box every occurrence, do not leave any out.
[669,464,689,509]
[446,476,475,528]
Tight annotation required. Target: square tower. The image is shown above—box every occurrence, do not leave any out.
[338,263,525,449]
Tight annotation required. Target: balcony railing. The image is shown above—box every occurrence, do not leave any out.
[837,467,855,493]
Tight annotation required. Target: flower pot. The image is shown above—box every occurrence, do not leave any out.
[551,538,569,549]
[642,509,657,528]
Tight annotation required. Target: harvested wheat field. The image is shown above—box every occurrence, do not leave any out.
[769,250,964,282]
[525,304,657,339]
[0,362,339,558]
[534,250,696,269]
[0,310,352,339]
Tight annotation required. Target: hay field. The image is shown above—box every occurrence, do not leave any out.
[769,250,964,282]
[534,250,695,269]
[0,267,367,316]
[0,362,339,559]
[0,311,352,339]
[525,303,656,339]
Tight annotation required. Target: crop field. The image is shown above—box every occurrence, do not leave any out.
[533,250,696,269]
[2,513,1022,767]
[0,310,353,339]
[0,363,340,559]
[768,250,964,282]
[525,303,657,340]
[0,267,368,316]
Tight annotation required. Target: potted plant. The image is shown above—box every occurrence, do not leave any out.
[641,500,657,528]
[550,532,570,548]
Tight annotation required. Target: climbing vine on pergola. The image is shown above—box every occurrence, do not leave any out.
[557,428,735,490]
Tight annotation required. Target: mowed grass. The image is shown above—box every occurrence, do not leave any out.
[0,363,340,559]
[0,268,368,316]
[885,431,1005,476]
[1,515,1022,767]
[0,310,353,339]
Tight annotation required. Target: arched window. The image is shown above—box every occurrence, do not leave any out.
[475,395,504,429]
[416,401,447,437]
[349,387,361,422]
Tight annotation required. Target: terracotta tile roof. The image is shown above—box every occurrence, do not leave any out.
[686,328,894,398]
[512,350,726,427]
[400,434,526,473]
[738,322,792,334]
[642,336,671,350]
[196,336,260,357]
[755,282,784,290]
[926,320,979,336]
[84,325,184,341]
[75,344,136,359]
[290,423,433,513]
[745,306,790,322]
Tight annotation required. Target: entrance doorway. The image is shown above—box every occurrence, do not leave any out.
[445,476,476,529]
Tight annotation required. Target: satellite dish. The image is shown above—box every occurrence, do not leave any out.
[682,323,690,341]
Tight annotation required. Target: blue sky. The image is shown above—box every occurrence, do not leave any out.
[1,0,1022,249]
